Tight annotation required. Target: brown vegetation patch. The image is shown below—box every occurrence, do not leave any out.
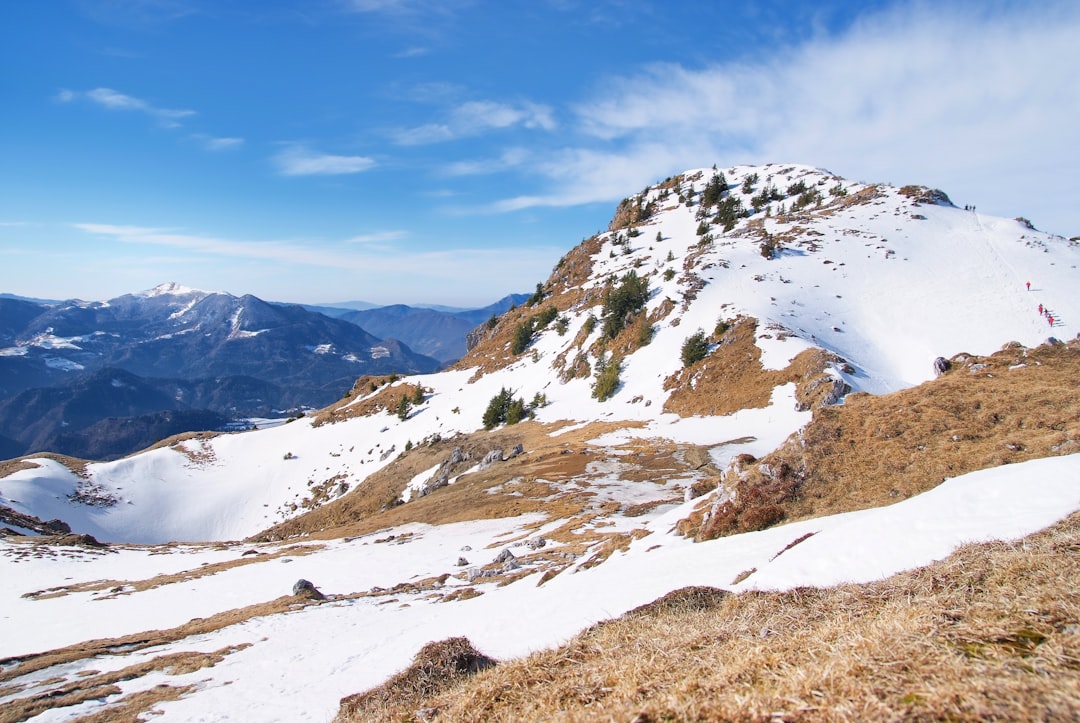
[682,338,1080,540]
[17,543,322,600]
[336,637,497,722]
[334,512,1080,722]
[248,420,643,543]
[0,644,246,723]
[663,317,842,418]
[0,453,89,481]
[457,235,601,381]
[311,378,426,427]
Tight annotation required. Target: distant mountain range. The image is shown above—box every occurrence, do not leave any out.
[299,294,529,363]
[0,285,528,460]
[0,284,437,459]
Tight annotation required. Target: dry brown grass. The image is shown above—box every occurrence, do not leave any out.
[249,419,663,543]
[682,339,1080,540]
[336,637,497,722]
[311,378,426,427]
[335,511,1080,722]
[0,645,245,723]
[663,317,843,418]
[0,453,89,481]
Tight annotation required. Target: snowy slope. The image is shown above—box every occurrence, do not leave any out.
[2,163,1079,721]
[1,455,1078,721]
[4,164,1076,544]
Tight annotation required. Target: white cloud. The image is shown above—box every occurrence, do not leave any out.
[70,222,560,295]
[492,3,1080,234]
[197,135,244,151]
[57,87,196,127]
[393,99,556,145]
[345,230,409,244]
[273,145,376,176]
[443,147,531,176]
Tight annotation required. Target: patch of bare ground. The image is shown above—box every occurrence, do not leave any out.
[249,420,658,543]
[16,543,322,600]
[334,511,1080,723]
[0,645,246,723]
[681,338,1080,540]
[0,453,89,481]
[311,378,426,427]
[336,637,497,722]
[663,317,844,418]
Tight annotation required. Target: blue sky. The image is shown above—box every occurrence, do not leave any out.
[1,0,1077,307]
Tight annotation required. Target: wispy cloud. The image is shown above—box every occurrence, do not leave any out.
[345,230,408,244]
[485,2,1080,234]
[191,134,245,151]
[393,100,555,145]
[70,222,558,285]
[73,223,364,270]
[56,87,196,127]
[443,147,531,176]
[273,145,376,176]
[394,46,430,58]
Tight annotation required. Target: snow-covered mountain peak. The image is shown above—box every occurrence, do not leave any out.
[136,281,214,298]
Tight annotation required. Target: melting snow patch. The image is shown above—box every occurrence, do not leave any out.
[0,346,28,357]
[370,346,390,359]
[309,344,333,355]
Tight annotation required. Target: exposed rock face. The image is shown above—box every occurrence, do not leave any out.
[465,323,494,353]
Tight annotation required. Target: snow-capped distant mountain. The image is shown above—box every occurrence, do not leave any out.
[2,163,1078,722]
[0,286,441,459]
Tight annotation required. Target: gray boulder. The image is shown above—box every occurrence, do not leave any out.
[478,449,504,470]
[292,579,325,600]
[933,356,952,376]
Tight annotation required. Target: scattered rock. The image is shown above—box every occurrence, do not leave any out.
[502,560,520,572]
[933,356,952,376]
[456,557,469,567]
[477,449,503,470]
[525,536,546,550]
[493,549,516,564]
[292,579,325,600]
[505,443,524,460]
[53,533,106,548]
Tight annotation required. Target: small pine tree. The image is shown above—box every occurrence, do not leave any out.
[655,231,663,243]
[411,386,424,405]
[511,319,535,354]
[397,395,411,421]
[681,330,709,367]
[591,354,622,401]
[505,397,526,425]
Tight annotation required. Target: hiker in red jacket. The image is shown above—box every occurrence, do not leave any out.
[1039,304,1044,315]
[1027,281,1031,291]
[1048,315,1054,327]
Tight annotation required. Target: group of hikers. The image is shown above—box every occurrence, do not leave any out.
[1031,282,1057,327]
